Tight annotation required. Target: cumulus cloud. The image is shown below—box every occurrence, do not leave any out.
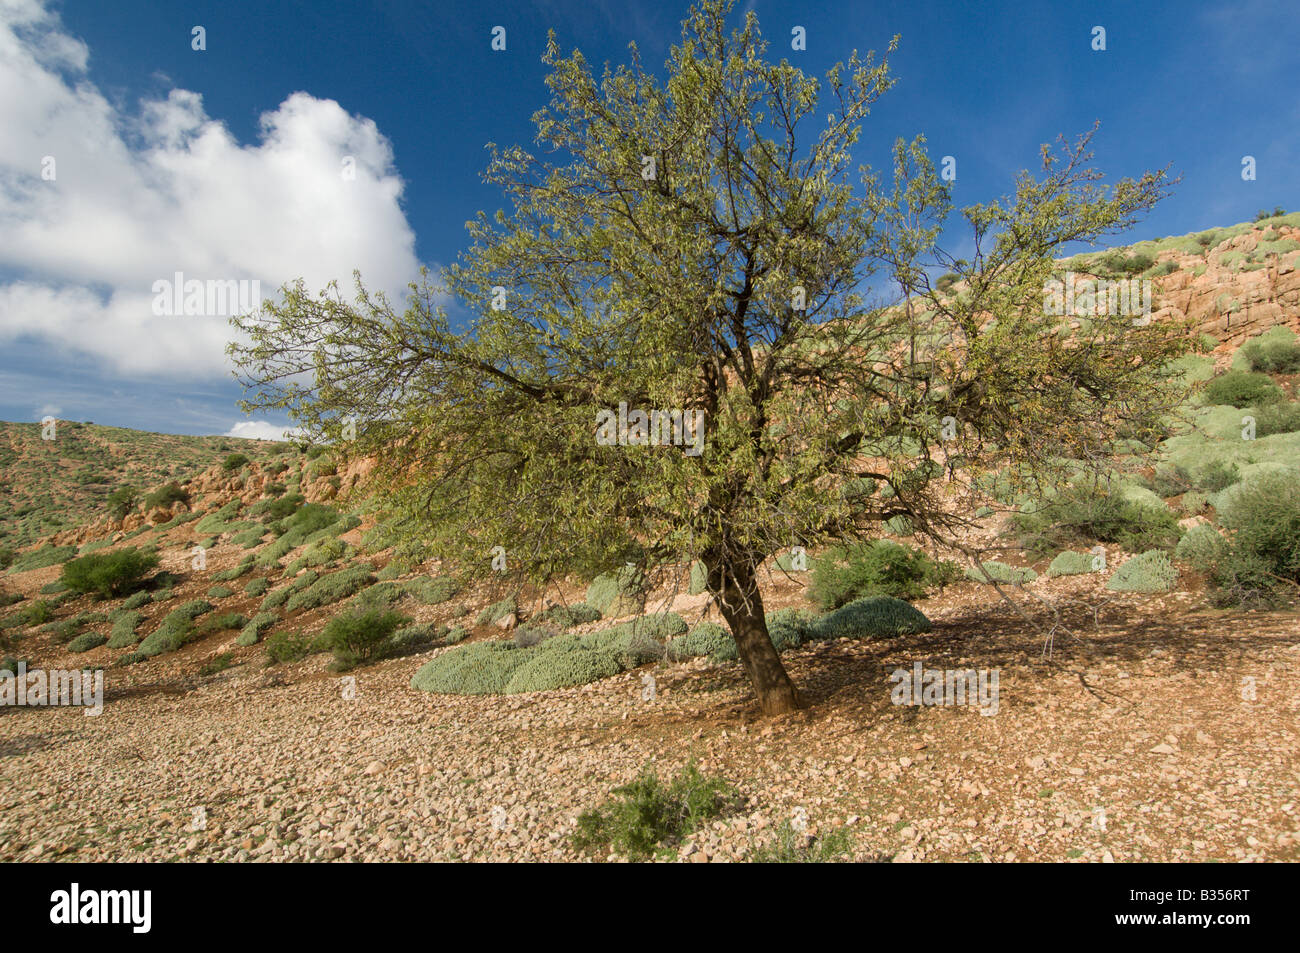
[224,420,303,442]
[0,0,420,378]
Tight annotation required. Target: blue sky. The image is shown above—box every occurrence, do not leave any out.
[0,0,1295,437]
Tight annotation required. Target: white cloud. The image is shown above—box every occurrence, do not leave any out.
[224,420,303,442]
[0,0,420,378]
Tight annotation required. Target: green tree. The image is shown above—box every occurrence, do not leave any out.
[231,0,1188,714]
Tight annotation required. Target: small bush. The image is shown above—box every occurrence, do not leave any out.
[60,547,160,598]
[264,630,315,664]
[808,597,931,640]
[539,602,602,629]
[142,482,188,510]
[410,641,535,694]
[1012,489,1181,555]
[571,762,739,861]
[1252,401,1300,437]
[667,621,735,661]
[106,485,139,519]
[206,585,235,600]
[1203,370,1284,408]
[120,590,153,610]
[403,576,460,605]
[504,643,623,693]
[810,540,958,610]
[197,611,247,634]
[1046,550,1098,577]
[317,607,408,669]
[243,577,270,597]
[1209,470,1300,601]
[964,561,1038,584]
[199,652,235,676]
[1240,328,1300,373]
[1106,551,1178,593]
[750,819,854,863]
[585,566,647,617]
[136,599,213,657]
[688,560,709,595]
[444,625,469,644]
[222,453,251,472]
[236,612,277,646]
[107,611,143,648]
[8,545,78,573]
[475,596,517,627]
[1194,460,1240,494]
[1174,525,1228,571]
[67,631,108,653]
[284,566,376,614]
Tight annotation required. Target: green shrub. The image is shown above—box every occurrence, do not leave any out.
[356,581,406,607]
[236,612,277,646]
[142,482,188,510]
[136,599,213,657]
[199,652,235,676]
[1181,491,1210,514]
[1047,550,1098,577]
[444,625,469,644]
[222,453,251,471]
[260,586,292,611]
[106,485,139,519]
[766,607,817,651]
[1203,370,1284,408]
[211,558,256,582]
[667,621,735,661]
[475,596,517,627]
[284,566,376,614]
[810,540,958,610]
[67,631,108,653]
[808,597,931,640]
[1240,327,1300,373]
[403,576,459,605]
[7,544,78,573]
[1174,525,1228,571]
[1209,470,1300,600]
[964,561,1038,584]
[1106,551,1178,593]
[317,607,408,669]
[254,492,305,522]
[264,630,315,664]
[243,577,270,597]
[60,547,160,598]
[504,643,623,693]
[197,611,247,634]
[1012,489,1181,555]
[411,641,535,694]
[539,602,603,629]
[1194,460,1240,494]
[107,611,143,648]
[585,566,647,617]
[750,819,854,863]
[687,560,708,595]
[206,585,235,600]
[1252,401,1300,437]
[571,762,739,861]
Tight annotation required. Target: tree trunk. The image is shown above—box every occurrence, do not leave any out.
[708,554,801,716]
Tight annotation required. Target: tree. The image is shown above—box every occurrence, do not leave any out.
[230,0,1189,715]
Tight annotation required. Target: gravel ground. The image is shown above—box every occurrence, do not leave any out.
[3,591,1298,863]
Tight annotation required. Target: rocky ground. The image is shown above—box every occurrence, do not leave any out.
[3,581,1297,863]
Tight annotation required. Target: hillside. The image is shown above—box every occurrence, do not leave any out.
[1,214,1298,863]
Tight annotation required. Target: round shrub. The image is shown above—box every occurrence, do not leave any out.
[1202,370,1283,408]
[504,644,623,693]
[1212,470,1300,590]
[206,585,235,600]
[285,566,376,614]
[810,540,957,610]
[244,577,271,597]
[121,590,152,610]
[67,631,107,653]
[1174,525,1228,571]
[1047,550,1096,577]
[808,597,931,640]
[585,566,646,617]
[317,607,407,668]
[1106,551,1178,592]
[539,602,602,629]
